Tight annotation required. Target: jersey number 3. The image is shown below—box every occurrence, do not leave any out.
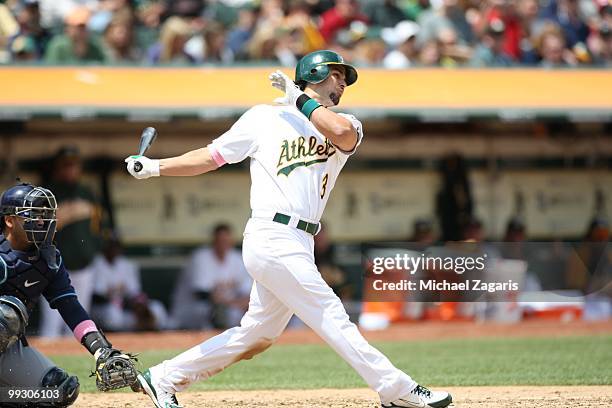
[320,173,329,199]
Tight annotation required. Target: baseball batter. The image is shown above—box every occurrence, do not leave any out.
[126,50,452,408]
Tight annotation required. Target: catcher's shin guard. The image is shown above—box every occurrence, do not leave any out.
[39,367,80,407]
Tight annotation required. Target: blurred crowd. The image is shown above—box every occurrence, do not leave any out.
[0,0,610,66]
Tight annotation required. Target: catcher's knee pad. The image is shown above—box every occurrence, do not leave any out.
[38,367,79,407]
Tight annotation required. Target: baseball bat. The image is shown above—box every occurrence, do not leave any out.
[133,127,158,172]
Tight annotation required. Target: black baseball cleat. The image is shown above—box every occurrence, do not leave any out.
[382,385,452,408]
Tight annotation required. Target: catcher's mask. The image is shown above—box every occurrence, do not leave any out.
[0,183,57,247]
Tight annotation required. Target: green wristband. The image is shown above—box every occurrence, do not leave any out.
[301,99,322,119]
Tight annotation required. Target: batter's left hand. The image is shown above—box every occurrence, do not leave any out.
[269,70,303,106]
[125,155,160,179]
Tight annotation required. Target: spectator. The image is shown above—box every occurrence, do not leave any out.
[90,232,168,331]
[438,25,472,66]
[202,22,232,63]
[417,38,441,65]
[462,217,484,242]
[102,15,142,62]
[283,0,326,55]
[44,7,107,64]
[88,0,135,33]
[9,34,38,61]
[307,0,335,16]
[165,0,205,18]
[319,0,369,44]
[37,0,98,30]
[603,3,612,27]
[363,0,409,28]
[540,0,589,49]
[256,0,285,31]
[499,217,544,292]
[400,0,432,21]
[482,0,522,60]
[274,26,305,66]
[588,5,612,66]
[436,153,473,242]
[566,218,610,293]
[147,15,195,64]
[410,218,435,246]
[136,0,166,29]
[188,223,251,329]
[470,18,514,66]
[332,19,368,54]
[516,0,541,64]
[417,0,474,47]
[0,2,19,63]
[574,217,612,320]
[246,25,283,61]
[503,217,526,243]
[226,5,258,60]
[9,0,51,61]
[204,0,241,28]
[382,20,420,68]
[39,146,103,337]
[536,23,577,67]
[353,37,387,65]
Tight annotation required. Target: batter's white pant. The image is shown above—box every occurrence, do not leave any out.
[39,263,95,338]
[151,219,416,403]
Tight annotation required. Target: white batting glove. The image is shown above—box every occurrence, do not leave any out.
[124,155,160,179]
[269,70,304,106]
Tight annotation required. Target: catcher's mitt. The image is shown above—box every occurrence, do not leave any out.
[93,348,139,392]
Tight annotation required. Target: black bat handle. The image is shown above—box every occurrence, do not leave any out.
[133,127,157,173]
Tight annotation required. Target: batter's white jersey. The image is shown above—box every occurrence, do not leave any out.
[208,104,363,222]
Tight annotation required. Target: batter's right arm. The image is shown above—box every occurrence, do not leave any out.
[125,147,218,179]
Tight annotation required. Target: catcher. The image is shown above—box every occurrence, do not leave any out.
[0,182,138,407]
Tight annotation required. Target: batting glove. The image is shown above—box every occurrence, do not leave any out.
[269,70,304,106]
[125,155,160,179]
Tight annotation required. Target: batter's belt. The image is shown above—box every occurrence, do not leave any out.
[251,211,320,235]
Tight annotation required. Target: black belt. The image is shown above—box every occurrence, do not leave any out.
[272,212,318,235]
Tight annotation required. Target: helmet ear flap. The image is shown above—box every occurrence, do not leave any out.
[316,64,330,84]
[304,64,329,85]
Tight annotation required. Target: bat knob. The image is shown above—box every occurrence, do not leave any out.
[134,161,143,172]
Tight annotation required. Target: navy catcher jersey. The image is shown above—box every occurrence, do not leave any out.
[0,234,76,313]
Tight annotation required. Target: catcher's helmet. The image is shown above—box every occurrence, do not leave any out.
[0,183,57,245]
[295,50,358,89]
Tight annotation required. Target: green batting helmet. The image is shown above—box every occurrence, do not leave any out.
[295,50,358,88]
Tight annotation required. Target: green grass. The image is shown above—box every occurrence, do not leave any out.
[51,335,612,393]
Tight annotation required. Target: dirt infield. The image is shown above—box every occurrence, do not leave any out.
[30,320,612,355]
[74,386,612,408]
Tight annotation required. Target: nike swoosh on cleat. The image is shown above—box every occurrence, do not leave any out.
[382,400,426,408]
[24,280,40,287]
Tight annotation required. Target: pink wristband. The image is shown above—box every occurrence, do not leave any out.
[73,320,97,342]
[209,145,227,167]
